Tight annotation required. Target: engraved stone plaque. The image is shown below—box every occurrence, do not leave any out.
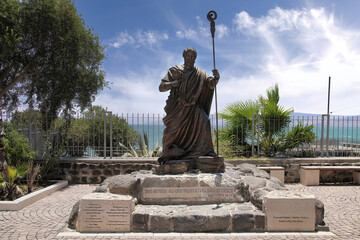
[142,186,234,204]
[76,193,134,232]
[264,190,316,231]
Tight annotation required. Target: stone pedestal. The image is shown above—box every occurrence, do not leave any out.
[139,173,244,204]
[194,156,225,173]
[69,164,325,233]
[300,168,319,186]
[76,193,135,232]
[264,190,316,232]
[155,156,224,174]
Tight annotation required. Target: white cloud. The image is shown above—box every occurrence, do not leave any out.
[175,16,228,41]
[110,31,135,48]
[94,73,167,114]
[227,7,360,115]
[110,30,169,48]
[233,11,255,31]
[101,6,360,116]
[94,50,180,114]
[217,24,229,39]
[176,29,197,39]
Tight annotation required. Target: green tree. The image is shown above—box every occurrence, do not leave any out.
[258,84,294,155]
[55,106,137,157]
[1,122,35,166]
[219,84,315,157]
[219,100,260,146]
[276,123,316,154]
[0,0,107,120]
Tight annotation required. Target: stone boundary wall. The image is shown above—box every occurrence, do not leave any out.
[60,158,157,184]
[59,157,360,184]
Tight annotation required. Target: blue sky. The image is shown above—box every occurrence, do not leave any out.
[74,0,360,115]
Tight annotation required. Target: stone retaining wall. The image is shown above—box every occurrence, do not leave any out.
[60,159,156,184]
[59,157,360,184]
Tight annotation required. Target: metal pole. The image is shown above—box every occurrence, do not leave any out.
[207,10,219,156]
[109,112,113,159]
[320,114,325,157]
[251,113,255,157]
[34,111,37,153]
[104,113,106,158]
[326,76,331,156]
[28,109,32,149]
[257,114,260,157]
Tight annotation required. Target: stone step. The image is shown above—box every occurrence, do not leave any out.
[131,202,265,232]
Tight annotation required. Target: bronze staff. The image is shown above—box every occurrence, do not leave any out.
[207,10,219,155]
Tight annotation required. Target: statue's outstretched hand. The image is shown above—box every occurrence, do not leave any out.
[212,69,220,80]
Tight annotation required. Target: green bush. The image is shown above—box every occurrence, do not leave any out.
[276,123,316,154]
[1,122,36,166]
[55,106,137,157]
[0,162,28,200]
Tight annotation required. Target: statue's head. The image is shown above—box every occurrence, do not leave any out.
[183,47,197,70]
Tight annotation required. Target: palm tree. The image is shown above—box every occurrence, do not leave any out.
[219,84,294,156]
[258,84,293,155]
[219,100,260,145]
[0,162,28,200]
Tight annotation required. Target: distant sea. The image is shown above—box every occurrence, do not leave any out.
[129,113,360,149]
[130,124,165,150]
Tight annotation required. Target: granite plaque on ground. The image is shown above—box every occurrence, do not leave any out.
[264,190,316,231]
[76,193,134,232]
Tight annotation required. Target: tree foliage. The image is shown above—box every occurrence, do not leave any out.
[1,122,36,166]
[0,162,28,200]
[0,0,107,118]
[55,106,137,157]
[258,84,294,155]
[219,100,260,145]
[219,84,315,157]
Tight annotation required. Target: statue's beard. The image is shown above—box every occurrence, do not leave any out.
[184,62,194,70]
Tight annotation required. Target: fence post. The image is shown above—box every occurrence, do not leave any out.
[326,114,330,157]
[252,113,255,157]
[28,110,32,149]
[320,114,327,157]
[109,111,113,159]
[257,114,260,157]
[34,111,37,153]
[104,113,106,158]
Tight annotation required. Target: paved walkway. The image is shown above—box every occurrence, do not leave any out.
[1,183,359,240]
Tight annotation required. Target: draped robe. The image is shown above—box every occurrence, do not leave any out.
[158,64,218,164]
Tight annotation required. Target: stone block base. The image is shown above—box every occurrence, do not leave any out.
[131,203,264,232]
[155,156,225,174]
[264,190,316,231]
[76,193,135,232]
[300,168,320,186]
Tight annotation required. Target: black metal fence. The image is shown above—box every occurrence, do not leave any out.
[2,110,360,159]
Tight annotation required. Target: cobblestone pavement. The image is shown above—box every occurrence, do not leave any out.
[0,183,359,240]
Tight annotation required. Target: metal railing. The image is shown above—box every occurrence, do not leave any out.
[2,110,360,159]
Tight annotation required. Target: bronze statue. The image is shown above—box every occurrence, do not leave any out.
[158,47,220,167]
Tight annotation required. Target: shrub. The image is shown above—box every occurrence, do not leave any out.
[55,106,137,157]
[1,122,36,166]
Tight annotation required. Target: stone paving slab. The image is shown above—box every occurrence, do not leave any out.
[0,183,359,239]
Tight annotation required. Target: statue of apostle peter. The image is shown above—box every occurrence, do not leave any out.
[158,47,220,165]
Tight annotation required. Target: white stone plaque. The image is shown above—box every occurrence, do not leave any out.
[76,193,134,232]
[264,190,316,231]
[142,187,234,201]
